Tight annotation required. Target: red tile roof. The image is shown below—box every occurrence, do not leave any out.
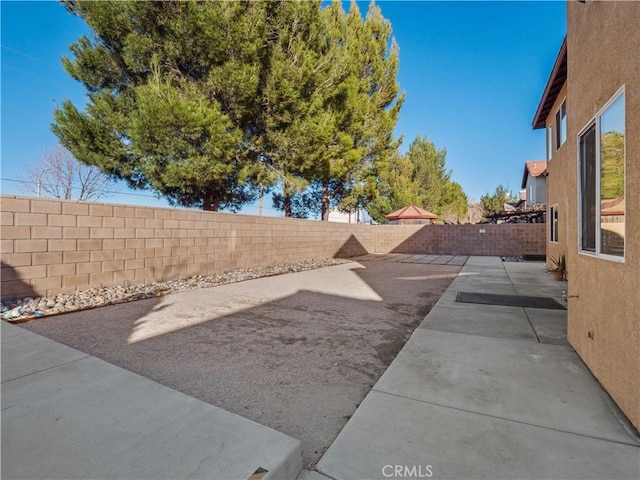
[385,205,438,220]
[521,160,548,188]
[526,160,548,177]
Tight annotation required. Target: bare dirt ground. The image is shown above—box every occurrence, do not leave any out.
[20,258,461,467]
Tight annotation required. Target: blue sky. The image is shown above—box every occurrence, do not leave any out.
[1,1,567,215]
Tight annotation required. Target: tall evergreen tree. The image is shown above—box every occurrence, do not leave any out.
[367,135,467,223]
[259,0,340,218]
[311,0,404,221]
[53,0,403,216]
[480,184,513,217]
[52,1,266,211]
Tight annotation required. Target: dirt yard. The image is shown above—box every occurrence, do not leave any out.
[20,257,461,467]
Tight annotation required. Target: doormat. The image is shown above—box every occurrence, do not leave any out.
[456,292,566,310]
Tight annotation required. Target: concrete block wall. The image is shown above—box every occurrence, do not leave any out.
[378,224,546,256]
[1,195,544,301]
[0,196,376,301]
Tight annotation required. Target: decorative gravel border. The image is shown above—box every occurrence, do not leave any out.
[1,258,352,324]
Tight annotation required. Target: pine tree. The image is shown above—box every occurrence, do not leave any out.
[480,184,512,217]
[259,0,339,218]
[312,0,405,221]
[52,1,266,211]
[53,0,403,216]
[367,136,467,223]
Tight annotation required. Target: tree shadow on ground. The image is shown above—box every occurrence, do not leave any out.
[19,260,460,467]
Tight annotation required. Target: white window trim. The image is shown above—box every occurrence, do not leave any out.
[547,124,554,161]
[577,85,626,263]
[549,203,559,244]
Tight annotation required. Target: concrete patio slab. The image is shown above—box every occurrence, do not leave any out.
[430,255,454,265]
[383,254,411,261]
[415,254,440,264]
[525,307,568,345]
[371,329,637,445]
[456,269,511,281]
[317,391,640,480]
[513,283,568,300]
[448,279,517,295]
[296,469,333,480]
[465,256,504,267]
[1,320,89,382]
[448,255,468,266]
[399,254,427,263]
[315,257,639,480]
[1,323,302,480]
[419,304,536,341]
[503,262,550,275]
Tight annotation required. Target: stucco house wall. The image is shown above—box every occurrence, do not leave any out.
[538,0,639,430]
[565,0,640,431]
[546,83,570,271]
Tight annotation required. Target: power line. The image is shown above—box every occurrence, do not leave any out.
[1,82,35,94]
[1,177,158,199]
[1,64,70,90]
[1,44,62,70]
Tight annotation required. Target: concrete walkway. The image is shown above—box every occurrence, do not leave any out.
[317,256,640,480]
[1,320,302,479]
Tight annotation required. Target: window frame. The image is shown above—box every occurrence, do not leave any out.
[549,204,559,243]
[547,124,554,161]
[577,86,626,263]
[556,99,567,149]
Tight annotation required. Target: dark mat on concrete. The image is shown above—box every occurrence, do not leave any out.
[456,292,566,310]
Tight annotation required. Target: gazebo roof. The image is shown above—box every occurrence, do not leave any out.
[385,204,438,220]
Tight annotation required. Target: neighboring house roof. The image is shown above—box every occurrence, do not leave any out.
[532,37,567,129]
[521,160,548,188]
[385,204,438,220]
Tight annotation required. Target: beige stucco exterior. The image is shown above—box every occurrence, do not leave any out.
[536,1,639,430]
[546,82,569,269]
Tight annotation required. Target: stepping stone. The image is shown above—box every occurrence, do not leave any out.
[448,256,469,266]
[431,255,454,265]
[416,255,440,264]
[400,255,427,263]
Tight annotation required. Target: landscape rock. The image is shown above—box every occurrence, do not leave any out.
[1,258,351,323]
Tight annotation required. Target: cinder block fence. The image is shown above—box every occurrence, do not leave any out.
[1,195,545,301]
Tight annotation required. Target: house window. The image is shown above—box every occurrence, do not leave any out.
[556,100,566,149]
[547,125,553,160]
[550,204,558,243]
[578,88,625,260]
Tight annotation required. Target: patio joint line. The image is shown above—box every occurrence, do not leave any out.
[313,468,340,480]
[502,261,542,343]
[370,389,640,448]
[521,306,541,343]
[1,354,91,385]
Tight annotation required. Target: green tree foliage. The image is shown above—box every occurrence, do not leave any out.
[367,136,467,223]
[52,1,269,211]
[480,184,513,217]
[442,181,469,224]
[312,0,404,221]
[267,0,404,220]
[259,1,343,218]
[53,0,404,217]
